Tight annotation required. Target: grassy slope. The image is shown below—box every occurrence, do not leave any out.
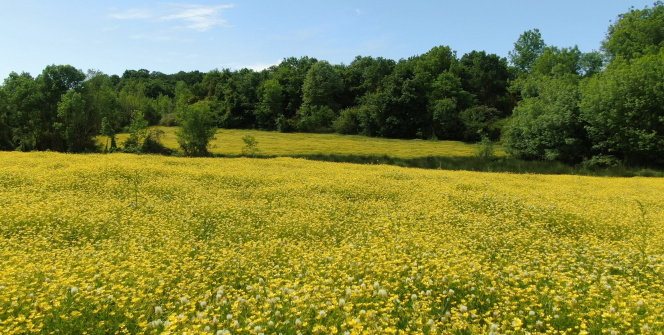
[113,126,506,158]
[106,127,663,177]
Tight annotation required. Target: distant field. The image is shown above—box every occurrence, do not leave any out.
[1,152,663,334]
[111,126,506,158]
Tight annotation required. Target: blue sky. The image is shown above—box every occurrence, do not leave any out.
[0,1,655,77]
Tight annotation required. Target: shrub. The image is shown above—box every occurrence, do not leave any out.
[176,101,216,157]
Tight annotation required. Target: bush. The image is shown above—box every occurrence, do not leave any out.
[159,113,179,126]
[475,136,496,159]
[241,135,260,157]
[176,101,216,157]
[332,107,361,135]
[296,104,336,133]
[458,105,500,142]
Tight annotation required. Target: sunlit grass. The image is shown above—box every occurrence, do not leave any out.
[1,151,663,334]
[111,126,507,158]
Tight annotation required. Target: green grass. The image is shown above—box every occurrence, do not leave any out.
[113,126,505,158]
[105,127,664,177]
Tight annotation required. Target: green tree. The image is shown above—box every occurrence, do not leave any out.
[602,1,664,61]
[57,90,97,152]
[342,56,395,106]
[37,64,86,151]
[100,117,117,152]
[0,84,11,150]
[255,79,283,130]
[123,110,149,151]
[241,134,260,157]
[580,51,664,166]
[176,101,217,156]
[301,61,344,111]
[509,29,547,76]
[459,51,514,115]
[0,72,43,151]
[271,56,318,125]
[505,75,589,163]
[530,46,583,77]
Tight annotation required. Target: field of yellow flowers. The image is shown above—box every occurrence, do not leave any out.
[1,152,663,334]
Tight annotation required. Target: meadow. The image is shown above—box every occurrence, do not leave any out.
[1,152,663,334]
[114,127,505,158]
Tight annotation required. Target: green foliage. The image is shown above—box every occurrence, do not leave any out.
[1,72,43,151]
[475,136,496,159]
[296,104,336,132]
[458,105,500,142]
[332,107,362,135]
[57,90,98,152]
[602,1,664,61]
[176,101,217,156]
[459,51,514,115]
[255,79,283,130]
[509,29,547,75]
[531,46,583,77]
[430,72,475,140]
[505,75,589,164]
[123,110,150,152]
[241,134,260,157]
[302,61,344,112]
[580,50,664,166]
[343,56,395,105]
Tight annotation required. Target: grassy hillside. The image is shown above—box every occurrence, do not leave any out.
[107,127,664,177]
[1,152,663,334]
[113,126,506,158]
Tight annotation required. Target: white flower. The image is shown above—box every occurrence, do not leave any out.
[338,298,345,307]
[70,287,79,294]
[226,314,233,320]
[459,305,468,313]
[180,296,189,304]
[154,306,163,316]
[528,310,535,316]
[378,289,388,298]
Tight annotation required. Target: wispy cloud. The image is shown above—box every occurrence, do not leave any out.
[163,4,235,31]
[355,9,364,16]
[109,8,155,20]
[109,3,235,32]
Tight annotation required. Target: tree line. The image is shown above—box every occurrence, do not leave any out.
[0,2,662,166]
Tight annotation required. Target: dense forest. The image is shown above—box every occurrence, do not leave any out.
[0,2,663,167]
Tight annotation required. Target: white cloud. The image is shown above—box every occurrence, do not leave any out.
[355,9,364,15]
[109,3,235,32]
[162,4,235,31]
[109,8,154,20]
